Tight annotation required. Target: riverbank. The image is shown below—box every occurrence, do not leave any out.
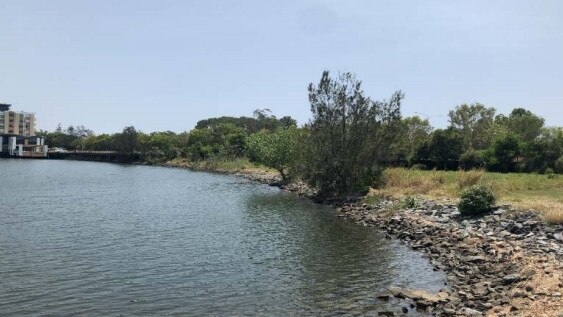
[340,200,562,317]
[165,158,562,317]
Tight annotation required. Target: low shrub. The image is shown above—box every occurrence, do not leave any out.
[402,196,418,208]
[458,185,496,216]
[556,156,563,174]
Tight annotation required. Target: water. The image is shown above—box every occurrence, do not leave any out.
[0,160,444,316]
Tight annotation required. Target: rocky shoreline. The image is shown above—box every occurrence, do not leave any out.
[164,161,562,316]
[340,200,562,317]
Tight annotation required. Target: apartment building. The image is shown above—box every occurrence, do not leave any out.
[0,105,36,136]
[0,103,47,158]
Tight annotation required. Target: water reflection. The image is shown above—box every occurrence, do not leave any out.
[243,192,441,314]
[0,160,444,316]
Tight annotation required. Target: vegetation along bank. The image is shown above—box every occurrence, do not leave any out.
[38,71,562,316]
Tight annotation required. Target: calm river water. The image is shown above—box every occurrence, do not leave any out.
[0,160,444,316]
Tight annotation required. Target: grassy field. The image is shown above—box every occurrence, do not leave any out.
[372,168,563,224]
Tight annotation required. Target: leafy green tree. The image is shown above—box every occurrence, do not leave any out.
[427,128,464,170]
[186,128,217,160]
[448,103,496,150]
[302,71,402,199]
[495,108,544,143]
[138,131,182,163]
[114,126,139,154]
[393,116,432,164]
[522,127,562,172]
[487,133,521,172]
[82,134,113,151]
[185,123,247,160]
[460,149,485,170]
[195,112,296,134]
[246,127,302,181]
[37,124,94,150]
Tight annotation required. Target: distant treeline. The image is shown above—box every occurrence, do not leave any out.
[39,71,563,199]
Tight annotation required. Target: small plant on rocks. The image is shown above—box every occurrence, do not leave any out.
[458,185,496,216]
[402,196,418,209]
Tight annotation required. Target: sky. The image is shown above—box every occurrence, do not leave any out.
[1,0,562,133]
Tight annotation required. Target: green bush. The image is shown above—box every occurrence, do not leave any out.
[460,150,484,170]
[402,196,418,208]
[544,167,555,175]
[458,185,496,216]
[556,156,563,174]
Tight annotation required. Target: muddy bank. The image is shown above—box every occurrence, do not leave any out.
[164,160,562,316]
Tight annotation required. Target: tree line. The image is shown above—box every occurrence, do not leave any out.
[39,71,563,200]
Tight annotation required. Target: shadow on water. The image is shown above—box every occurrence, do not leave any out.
[242,191,445,315]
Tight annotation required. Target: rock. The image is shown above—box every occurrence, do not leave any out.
[510,303,523,312]
[481,302,493,309]
[387,286,403,298]
[377,311,394,317]
[509,222,523,233]
[469,255,487,263]
[459,307,483,316]
[376,293,391,300]
[401,307,408,313]
[502,274,522,284]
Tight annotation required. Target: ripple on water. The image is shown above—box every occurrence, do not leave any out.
[0,160,444,316]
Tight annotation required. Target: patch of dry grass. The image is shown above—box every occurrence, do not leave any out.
[515,200,563,224]
[375,168,563,224]
[490,252,563,317]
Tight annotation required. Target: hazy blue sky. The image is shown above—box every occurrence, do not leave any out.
[1,0,562,133]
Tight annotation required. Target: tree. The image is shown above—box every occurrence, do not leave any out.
[488,133,521,172]
[448,103,496,150]
[185,123,247,160]
[412,128,464,170]
[114,126,139,153]
[302,71,402,199]
[428,128,464,170]
[521,127,562,172]
[393,116,432,164]
[496,108,545,143]
[246,127,302,181]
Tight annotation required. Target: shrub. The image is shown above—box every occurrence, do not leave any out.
[458,185,496,216]
[544,167,555,175]
[402,196,418,209]
[460,150,484,170]
[555,156,563,174]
